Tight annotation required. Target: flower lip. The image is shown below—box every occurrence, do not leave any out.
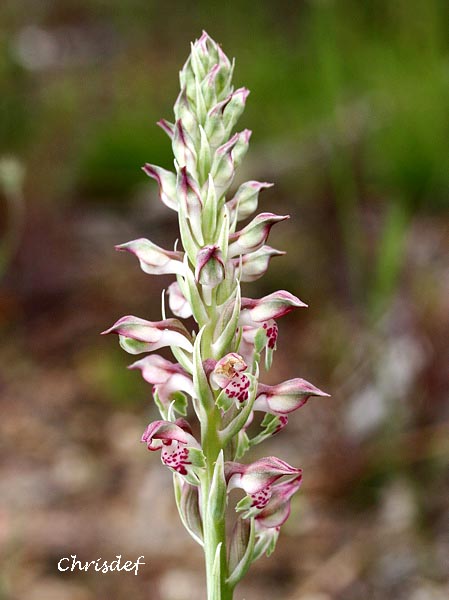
[255,475,303,529]
[211,352,248,389]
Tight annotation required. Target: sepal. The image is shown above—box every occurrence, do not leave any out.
[157,119,174,138]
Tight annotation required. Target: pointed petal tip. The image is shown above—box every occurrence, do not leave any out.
[142,163,156,177]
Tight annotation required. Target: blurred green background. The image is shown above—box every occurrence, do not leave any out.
[0,1,448,599]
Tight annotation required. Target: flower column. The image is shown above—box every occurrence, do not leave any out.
[103,32,329,600]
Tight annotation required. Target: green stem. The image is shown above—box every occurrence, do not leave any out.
[201,407,232,600]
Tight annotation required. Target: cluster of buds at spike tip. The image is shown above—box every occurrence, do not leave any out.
[102,31,329,600]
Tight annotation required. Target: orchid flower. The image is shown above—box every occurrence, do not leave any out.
[103,31,329,600]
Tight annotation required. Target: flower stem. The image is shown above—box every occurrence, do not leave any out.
[201,408,232,600]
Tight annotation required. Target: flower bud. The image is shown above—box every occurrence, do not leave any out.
[195,245,225,288]
[178,167,204,245]
[227,181,274,223]
[142,164,177,211]
[212,133,239,193]
[174,90,199,143]
[232,129,252,169]
[168,281,193,319]
[234,245,285,282]
[173,120,197,175]
[228,213,289,258]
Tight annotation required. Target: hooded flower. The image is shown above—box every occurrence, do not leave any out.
[254,475,303,530]
[115,238,185,276]
[195,245,225,288]
[129,354,194,410]
[240,290,307,323]
[101,316,193,354]
[141,418,205,483]
[211,353,251,406]
[225,456,302,520]
[254,378,330,415]
[238,291,307,368]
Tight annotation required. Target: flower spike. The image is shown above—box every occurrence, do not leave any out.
[104,31,329,598]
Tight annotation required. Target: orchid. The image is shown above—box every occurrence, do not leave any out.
[103,31,329,600]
